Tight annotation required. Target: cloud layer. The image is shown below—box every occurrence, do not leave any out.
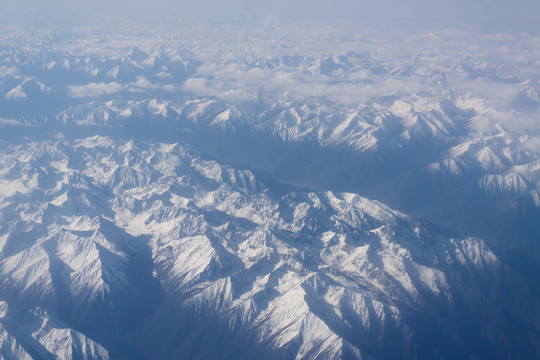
[1,18,540,152]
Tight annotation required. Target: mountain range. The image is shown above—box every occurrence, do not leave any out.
[0,20,539,359]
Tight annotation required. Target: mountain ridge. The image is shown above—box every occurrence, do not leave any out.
[0,137,538,359]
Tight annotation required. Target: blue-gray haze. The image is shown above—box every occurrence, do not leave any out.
[2,0,540,25]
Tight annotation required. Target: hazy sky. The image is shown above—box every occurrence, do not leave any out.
[2,0,540,24]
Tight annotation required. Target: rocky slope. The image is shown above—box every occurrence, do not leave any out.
[1,27,539,247]
[0,137,538,359]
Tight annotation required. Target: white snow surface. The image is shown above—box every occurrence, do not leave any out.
[0,137,537,359]
[0,20,539,358]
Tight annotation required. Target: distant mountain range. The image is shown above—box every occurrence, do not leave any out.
[0,21,539,359]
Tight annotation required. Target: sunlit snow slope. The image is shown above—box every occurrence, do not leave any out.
[0,137,538,359]
[1,19,540,359]
[1,23,539,247]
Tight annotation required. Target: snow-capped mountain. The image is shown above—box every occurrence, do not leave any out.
[0,304,109,360]
[1,24,539,248]
[1,19,540,359]
[0,137,538,359]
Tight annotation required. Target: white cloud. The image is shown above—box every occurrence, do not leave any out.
[0,117,26,126]
[155,71,173,79]
[67,82,124,98]
[67,78,174,97]
[182,59,427,106]
[129,76,161,90]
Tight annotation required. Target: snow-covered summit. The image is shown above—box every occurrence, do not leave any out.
[0,137,538,359]
[1,20,540,359]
